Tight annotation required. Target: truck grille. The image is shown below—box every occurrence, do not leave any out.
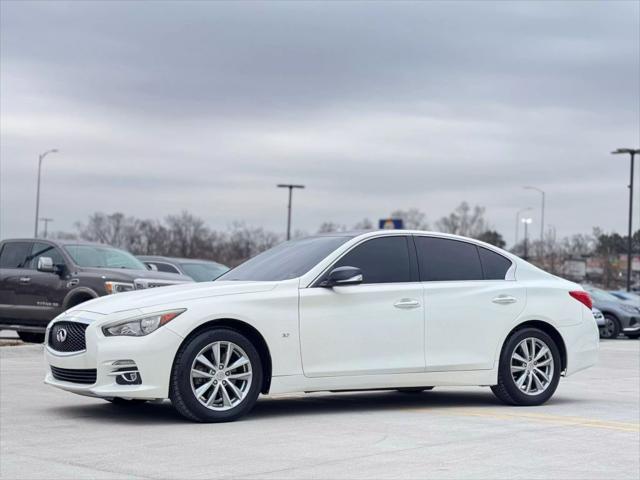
[48,322,87,353]
[50,366,97,384]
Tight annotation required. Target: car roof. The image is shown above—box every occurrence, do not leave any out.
[138,255,225,265]
[1,238,107,247]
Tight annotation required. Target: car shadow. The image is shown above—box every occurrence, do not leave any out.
[46,389,585,425]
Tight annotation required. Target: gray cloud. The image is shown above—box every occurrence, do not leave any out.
[1,0,639,245]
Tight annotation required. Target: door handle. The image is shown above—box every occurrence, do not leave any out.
[19,277,31,284]
[492,295,517,305]
[394,298,421,309]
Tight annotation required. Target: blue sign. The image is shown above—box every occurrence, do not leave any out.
[378,218,404,230]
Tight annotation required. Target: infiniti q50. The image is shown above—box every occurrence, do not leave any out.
[45,231,598,422]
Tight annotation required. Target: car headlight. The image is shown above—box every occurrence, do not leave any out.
[102,309,186,337]
[104,281,135,294]
[620,304,640,314]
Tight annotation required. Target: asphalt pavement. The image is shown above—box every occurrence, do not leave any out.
[1,337,638,479]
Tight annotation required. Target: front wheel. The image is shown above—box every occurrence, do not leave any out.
[170,328,263,422]
[491,328,561,406]
[599,315,620,339]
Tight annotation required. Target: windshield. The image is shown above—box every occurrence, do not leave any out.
[219,236,352,281]
[64,245,147,270]
[587,287,622,303]
[181,262,229,282]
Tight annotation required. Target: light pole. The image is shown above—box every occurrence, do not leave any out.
[524,186,545,257]
[522,217,533,260]
[277,184,305,240]
[515,207,532,246]
[34,149,58,237]
[612,148,640,291]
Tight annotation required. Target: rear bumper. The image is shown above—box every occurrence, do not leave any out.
[45,322,184,400]
[560,312,599,376]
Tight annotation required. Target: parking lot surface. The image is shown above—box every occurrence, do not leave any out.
[1,338,638,480]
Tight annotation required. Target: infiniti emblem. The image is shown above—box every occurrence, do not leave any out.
[56,328,68,343]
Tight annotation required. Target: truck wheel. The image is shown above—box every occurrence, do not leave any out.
[170,328,263,423]
[17,332,45,343]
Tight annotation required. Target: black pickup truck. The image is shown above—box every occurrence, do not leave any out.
[0,238,192,342]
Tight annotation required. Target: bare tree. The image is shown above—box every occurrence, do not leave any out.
[436,202,487,237]
[390,208,429,230]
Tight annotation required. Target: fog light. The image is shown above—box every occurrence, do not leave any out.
[109,360,142,385]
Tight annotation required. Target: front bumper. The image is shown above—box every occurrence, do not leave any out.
[45,315,184,400]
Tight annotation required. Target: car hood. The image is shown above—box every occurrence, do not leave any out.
[69,280,279,315]
[79,267,190,282]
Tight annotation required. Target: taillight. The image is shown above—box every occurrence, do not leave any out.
[569,291,592,310]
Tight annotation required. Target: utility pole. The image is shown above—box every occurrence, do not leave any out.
[612,148,639,291]
[34,149,59,237]
[524,186,545,258]
[40,218,54,238]
[522,217,533,260]
[277,184,305,240]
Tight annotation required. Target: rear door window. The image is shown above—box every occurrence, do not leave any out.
[478,246,512,280]
[0,242,33,268]
[414,237,483,281]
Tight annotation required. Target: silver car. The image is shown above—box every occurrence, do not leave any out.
[584,286,640,339]
[592,308,605,327]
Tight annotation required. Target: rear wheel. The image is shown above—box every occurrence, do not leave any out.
[491,328,561,406]
[599,314,620,339]
[17,331,45,343]
[170,328,262,422]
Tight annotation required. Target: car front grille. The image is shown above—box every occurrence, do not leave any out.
[48,321,87,353]
[50,366,97,384]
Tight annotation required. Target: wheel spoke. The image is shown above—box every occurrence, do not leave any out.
[228,371,252,380]
[536,357,552,367]
[221,383,232,407]
[206,383,220,406]
[520,341,530,360]
[513,352,528,364]
[194,379,214,398]
[534,346,549,362]
[227,356,249,371]
[511,365,526,372]
[196,354,215,371]
[224,342,233,368]
[534,368,550,383]
[531,371,544,391]
[226,380,242,400]
[191,369,214,379]
[516,371,528,388]
[525,371,533,392]
[212,342,221,367]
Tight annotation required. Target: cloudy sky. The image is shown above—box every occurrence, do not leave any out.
[1,0,638,245]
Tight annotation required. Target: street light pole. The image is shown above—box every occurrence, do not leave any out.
[522,217,533,260]
[34,149,58,237]
[612,148,640,291]
[515,207,532,246]
[277,184,305,240]
[524,186,545,257]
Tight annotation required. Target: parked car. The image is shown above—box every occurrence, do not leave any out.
[0,239,193,343]
[45,230,598,422]
[583,286,640,339]
[609,290,640,306]
[592,308,605,327]
[138,256,229,282]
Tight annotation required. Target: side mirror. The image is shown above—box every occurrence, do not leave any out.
[321,266,363,287]
[37,257,55,273]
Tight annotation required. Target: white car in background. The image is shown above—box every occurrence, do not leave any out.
[44,230,599,422]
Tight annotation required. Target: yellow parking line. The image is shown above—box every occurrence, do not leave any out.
[408,408,640,433]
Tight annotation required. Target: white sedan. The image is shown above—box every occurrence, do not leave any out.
[45,230,599,422]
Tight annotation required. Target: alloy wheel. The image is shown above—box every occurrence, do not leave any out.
[599,318,616,339]
[190,341,253,411]
[510,337,554,396]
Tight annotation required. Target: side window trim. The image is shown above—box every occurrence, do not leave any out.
[310,235,418,287]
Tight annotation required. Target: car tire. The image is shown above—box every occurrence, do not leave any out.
[17,331,45,343]
[491,327,561,406]
[396,387,434,393]
[170,328,263,423]
[599,314,621,339]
